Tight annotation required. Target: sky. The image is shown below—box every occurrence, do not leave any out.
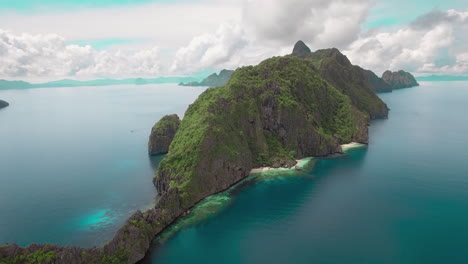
[0,0,466,81]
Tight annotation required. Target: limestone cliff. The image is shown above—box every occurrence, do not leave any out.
[291,40,312,58]
[382,70,419,89]
[0,42,390,264]
[148,114,180,156]
[156,55,371,212]
[363,69,392,93]
[290,44,389,119]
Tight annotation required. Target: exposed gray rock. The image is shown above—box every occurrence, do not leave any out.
[148,114,180,156]
[291,40,312,58]
[382,70,419,89]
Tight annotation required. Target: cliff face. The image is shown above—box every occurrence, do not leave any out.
[180,69,234,87]
[156,55,370,211]
[0,100,8,109]
[0,208,179,264]
[382,70,419,89]
[148,114,180,155]
[294,47,389,119]
[291,40,312,58]
[363,69,392,93]
[0,42,389,264]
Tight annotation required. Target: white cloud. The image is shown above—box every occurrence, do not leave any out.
[170,0,373,74]
[345,9,468,75]
[242,0,371,49]
[1,1,468,79]
[0,2,241,50]
[170,21,248,74]
[0,29,163,80]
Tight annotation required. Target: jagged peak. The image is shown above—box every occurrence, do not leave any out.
[313,47,351,67]
[292,40,311,58]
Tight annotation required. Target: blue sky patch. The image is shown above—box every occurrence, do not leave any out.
[69,38,144,50]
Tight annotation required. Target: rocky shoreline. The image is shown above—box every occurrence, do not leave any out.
[0,41,387,264]
[0,142,365,264]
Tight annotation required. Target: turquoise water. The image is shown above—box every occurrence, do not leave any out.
[142,82,468,264]
[0,84,207,247]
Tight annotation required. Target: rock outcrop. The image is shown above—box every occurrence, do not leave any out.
[0,41,390,264]
[291,40,312,58]
[156,54,373,213]
[180,69,234,87]
[0,208,179,264]
[382,70,419,89]
[148,114,180,156]
[363,69,392,93]
[0,100,8,109]
[290,44,389,119]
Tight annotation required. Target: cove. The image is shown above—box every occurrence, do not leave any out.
[142,81,468,264]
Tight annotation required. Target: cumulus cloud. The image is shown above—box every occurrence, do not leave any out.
[170,0,372,74]
[242,0,371,48]
[2,1,468,79]
[345,9,468,75]
[0,29,162,80]
[170,22,248,74]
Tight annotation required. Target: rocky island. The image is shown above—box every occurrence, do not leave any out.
[180,69,234,87]
[0,41,389,264]
[0,100,9,109]
[382,70,419,89]
[148,114,180,156]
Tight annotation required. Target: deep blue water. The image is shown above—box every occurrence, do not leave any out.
[143,82,468,264]
[0,84,207,247]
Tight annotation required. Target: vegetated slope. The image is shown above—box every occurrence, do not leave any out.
[156,55,370,210]
[295,46,389,119]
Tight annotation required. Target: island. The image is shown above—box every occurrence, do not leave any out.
[0,100,9,109]
[382,70,419,89]
[364,69,392,93]
[148,114,181,156]
[0,41,390,264]
[179,69,234,87]
[0,77,198,90]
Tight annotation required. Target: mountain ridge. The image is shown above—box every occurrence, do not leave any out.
[0,77,198,90]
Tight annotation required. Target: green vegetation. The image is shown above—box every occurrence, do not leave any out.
[157,55,370,209]
[304,48,389,119]
[0,249,55,264]
[150,114,179,135]
[101,247,128,264]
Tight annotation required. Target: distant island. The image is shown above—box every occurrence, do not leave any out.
[179,69,234,87]
[0,40,412,264]
[382,70,419,89]
[0,77,199,90]
[416,75,468,82]
[0,100,9,109]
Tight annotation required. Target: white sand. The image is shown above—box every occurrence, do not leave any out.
[250,142,366,174]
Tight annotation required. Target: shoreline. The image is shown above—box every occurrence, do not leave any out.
[250,142,365,173]
[0,141,368,264]
[144,142,368,249]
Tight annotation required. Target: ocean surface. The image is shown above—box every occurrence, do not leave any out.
[142,81,468,264]
[0,84,207,247]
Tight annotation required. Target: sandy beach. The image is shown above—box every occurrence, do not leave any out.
[250,142,365,173]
